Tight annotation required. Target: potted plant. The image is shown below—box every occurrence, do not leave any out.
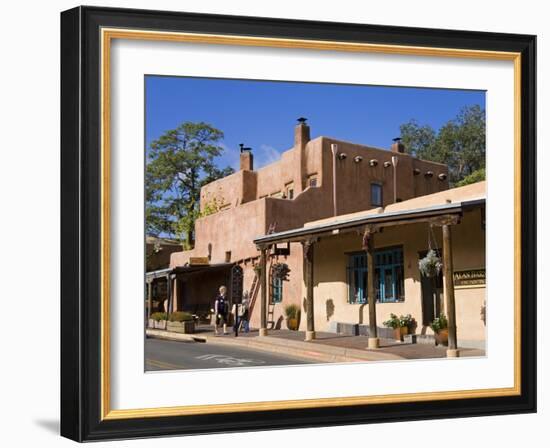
[150,312,167,330]
[166,311,195,334]
[383,313,404,341]
[418,249,442,278]
[284,304,300,331]
[430,314,449,346]
[399,314,415,337]
[272,262,291,281]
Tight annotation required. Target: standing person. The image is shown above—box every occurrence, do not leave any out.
[240,291,250,333]
[214,285,229,335]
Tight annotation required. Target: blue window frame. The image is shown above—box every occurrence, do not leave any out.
[271,276,283,303]
[347,247,404,303]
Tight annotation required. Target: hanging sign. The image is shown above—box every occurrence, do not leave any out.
[453,269,486,287]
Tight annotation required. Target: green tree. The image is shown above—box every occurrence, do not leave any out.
[399,105,486,186]
[146,122,234,249]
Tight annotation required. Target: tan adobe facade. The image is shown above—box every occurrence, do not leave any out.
[164,120,459,340]
[267,181,487,349]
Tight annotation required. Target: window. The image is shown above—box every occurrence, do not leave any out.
[285,182,295,199]
[347,247,404,303]
[308,175,318,187]
[271,276,283,303]
[371,183,383,206]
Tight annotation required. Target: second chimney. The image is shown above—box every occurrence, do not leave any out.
[239,144,254,171]
[391,137,405,153]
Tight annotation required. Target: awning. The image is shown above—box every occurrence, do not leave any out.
[145,263,234,281]
[253,198,485,245]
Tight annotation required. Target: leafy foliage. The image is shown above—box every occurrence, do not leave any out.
[146,122,234,248]
[430,314,449,333]
[418,249,443,278]
[400,105,485,186]
[168,311,194,322]
[284,303,300,319]
[272,262,291,281]
[399,314,415,330]
[150,312,167,321]
[456,167,486,187]
[383,313,402,329]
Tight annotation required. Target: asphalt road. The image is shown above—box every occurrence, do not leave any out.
[145,337,314,371]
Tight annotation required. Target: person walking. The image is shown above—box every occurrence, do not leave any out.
[214,285,229,335]
[240,291,250,333]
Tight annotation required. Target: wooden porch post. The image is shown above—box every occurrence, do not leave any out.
[363,226,379,349]
[146,280,153,326]
[259,246,268,336]
[166,274,173,317]
[303,239,316,341]
[442,223,459,357]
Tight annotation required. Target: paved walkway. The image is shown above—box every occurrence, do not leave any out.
[147,324,485,363]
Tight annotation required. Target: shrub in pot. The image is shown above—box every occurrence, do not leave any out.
[383,313,404,341]
[399,314,416,336]
[284,304,300,331]
[167,311,195,334]
[430,314,449,346]
[150,312,167,329]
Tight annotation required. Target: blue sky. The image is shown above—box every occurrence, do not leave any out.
[145,76,485,170]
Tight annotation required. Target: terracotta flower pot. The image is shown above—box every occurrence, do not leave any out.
[400,326,409,337]
[286,317,299,331]
[393,328,403,341]
[435,328,449,346]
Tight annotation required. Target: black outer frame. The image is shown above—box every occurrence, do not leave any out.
[60,6,537,442]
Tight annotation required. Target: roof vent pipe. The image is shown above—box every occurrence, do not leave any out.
[331,143,338,217]
[392,155,399,203]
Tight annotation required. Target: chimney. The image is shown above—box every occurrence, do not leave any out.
[295,117,311,148]
[391,137,405,153]
[294,117,310,193]
[239,143,253,171]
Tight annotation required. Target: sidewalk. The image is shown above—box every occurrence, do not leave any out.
[146,325,485,363]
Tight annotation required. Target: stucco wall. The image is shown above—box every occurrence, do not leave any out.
[170,199,268,267]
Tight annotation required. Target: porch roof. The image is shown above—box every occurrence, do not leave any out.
[145,263,234,280]
[254,181,486,245]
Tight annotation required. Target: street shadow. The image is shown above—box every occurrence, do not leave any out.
[34,418,59,435]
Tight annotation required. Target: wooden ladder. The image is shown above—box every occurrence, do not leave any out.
[247,272,260,319]
[247,257,273,326]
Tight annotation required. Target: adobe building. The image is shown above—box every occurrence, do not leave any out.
[146,119,487,350]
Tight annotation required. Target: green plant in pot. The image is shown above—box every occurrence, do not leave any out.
[150,312,167,321]
[167,311,195,334]
[383,313,404,341]
[399,314,415,336]
[284,304,300,331]
[430,314,449,346]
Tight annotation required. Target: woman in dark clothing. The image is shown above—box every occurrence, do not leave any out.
[214,285,229,335]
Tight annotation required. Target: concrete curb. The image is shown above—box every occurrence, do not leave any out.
[146,329,403,363]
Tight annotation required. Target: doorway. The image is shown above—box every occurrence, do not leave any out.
[418,249,443,326]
